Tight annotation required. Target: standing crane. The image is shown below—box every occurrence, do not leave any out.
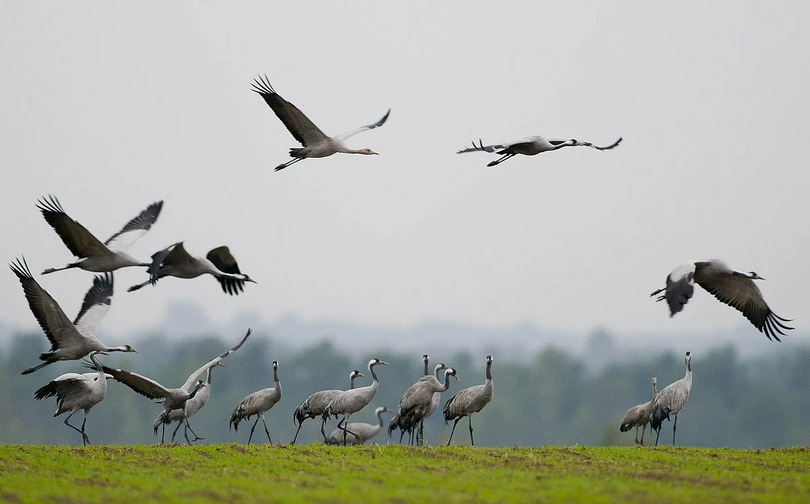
[326,406,389,446]
[651,259,793,341]
[324,358,388,446]
[152,329,251,443]
[650,351,693,446]
[291,369,364,444]
[444,355,494,446]
[34,350,109,445]
[37,195,162,274]
[619,376,658,445]
[128,242,255,295]
[9,258,136,375]
[457,135,621,167]
[389,367,458,445]
[252,75,391,171]
[229,360,282,444]
[92,363,207,444]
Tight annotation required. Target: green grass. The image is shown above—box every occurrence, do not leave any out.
[1,445,808,503]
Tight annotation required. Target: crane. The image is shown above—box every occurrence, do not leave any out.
[37,195,162,274]
[457,135,621,166]
[324,358,388,446]
[152,329,251,443]
[651,259,793,341]
[444,355,494,446]
[230,360,282,444]
[389,367,458,445]
[128,242,255,295]
[619,376,658,445]
[650,351,693,446]
[326,406,388,446]
[34,350,110,445]
[92,363,207,444]
[291,369,364,444]
[252,75,391,171]
[9,258,136,375]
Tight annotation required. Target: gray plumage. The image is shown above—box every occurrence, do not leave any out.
[153,329,251,443]
[650,351,693,446]
[34,351,109,445]
[94,362,206,443]
[326,406,389,446]
[291,369,364,444]
[230,360,282,444]
[619,376,658,445]
[10,258,136,375]
[128,241,255,295]
[651,259,793,341]
[324,357,388,446]
[389,364,457,445]
[457,135,621,167]
[252,75,391,171]
[444,355,494,446]
[38,195,162,274]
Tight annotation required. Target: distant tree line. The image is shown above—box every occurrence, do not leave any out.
[1,330,808,448]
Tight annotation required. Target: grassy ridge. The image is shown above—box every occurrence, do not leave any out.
[1,445,808,503]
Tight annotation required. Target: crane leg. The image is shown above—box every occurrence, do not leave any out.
[63,411,90,446]
[171,421,183,443]
[292,423,304,445]
[487,153,515,167]
[186,422,204,442]
[672,416,678,446]
[320,416,330,442]
[418,420,425,446]
[447,417,462,446]
[247,416,260,444]
[468,417,475,446]
[639,425,645,446]
[275,157,304,172]
[261,417,272,444]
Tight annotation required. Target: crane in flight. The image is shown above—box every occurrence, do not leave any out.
[457,135,621,167]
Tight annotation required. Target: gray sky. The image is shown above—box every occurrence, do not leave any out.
[1,1,807,343]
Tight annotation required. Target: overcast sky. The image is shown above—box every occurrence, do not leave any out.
[1,1,807,344]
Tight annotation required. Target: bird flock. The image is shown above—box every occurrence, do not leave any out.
[10,75,795,448]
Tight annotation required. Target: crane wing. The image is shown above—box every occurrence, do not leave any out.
[252,75,329,147]
[695,268,793,341]
[662,267,696,316]
[571,137,623,150]
[97,365,170,400]
[334,109,391,141]
[456,139,506,154]
[72,273,114,338]
[147,242,190,284]
[9,258,86,351]
[37,195,109,258]
[104,201,163,252]
[181,328,252,391]
[207,246,247,295]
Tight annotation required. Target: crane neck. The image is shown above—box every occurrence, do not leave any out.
[485,360,492,381]
[89,352,104,377]
[423,356,429,376]
[369,364,381,383]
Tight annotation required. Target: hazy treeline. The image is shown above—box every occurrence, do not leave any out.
[1,330,808,448]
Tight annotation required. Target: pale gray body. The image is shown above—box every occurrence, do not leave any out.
[10,258,136,375]
[619,376,658,445]
[327,406,388,446]
[444,355,494,446]
[650,352,693,446]
[230,360,282,444]
[34,351,109,445]
[324,358,388,446]
[292,369,364,444]
[389,365,457,445]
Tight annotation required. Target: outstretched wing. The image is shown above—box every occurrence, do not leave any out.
[456,139,505,154]
[335,109,391,141]
[9,258,83,351]
[73,273,114,338]
[104,201,163,252]
[147,242,190,284]
[572,137,623,150]
[207,246,247,295]
[181,328,252,391]
[96,365,170,400]
[37,195,109,258]
[252,75,329,147]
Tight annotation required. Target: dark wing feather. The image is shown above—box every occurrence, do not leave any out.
[696,274,793,341]
[104,201,163,251]
[9,258,81,350]
[252,75,328,146]
[72,273,113,338]
[97,365,170,399]
[207,246,246,295]
[37,195,109,258]
[664,272,695,316]
[181,328,251,390]
[147,242,189,284]
[457,139,505,154]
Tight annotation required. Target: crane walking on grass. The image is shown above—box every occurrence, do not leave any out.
[444,355,493,446]
[10,258,136,375]
[650,351,693,446]
[389,364,457,445]
[292,369,364,444]
[324,358,388,446]
[34,350,110,446]
[252,75,391,171]
[230,360,282,444]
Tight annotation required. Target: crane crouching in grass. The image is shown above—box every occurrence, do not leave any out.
[619,377,657,445]
[326,406,388,446]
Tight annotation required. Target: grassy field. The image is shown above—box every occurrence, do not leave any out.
[1,444,808,503]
